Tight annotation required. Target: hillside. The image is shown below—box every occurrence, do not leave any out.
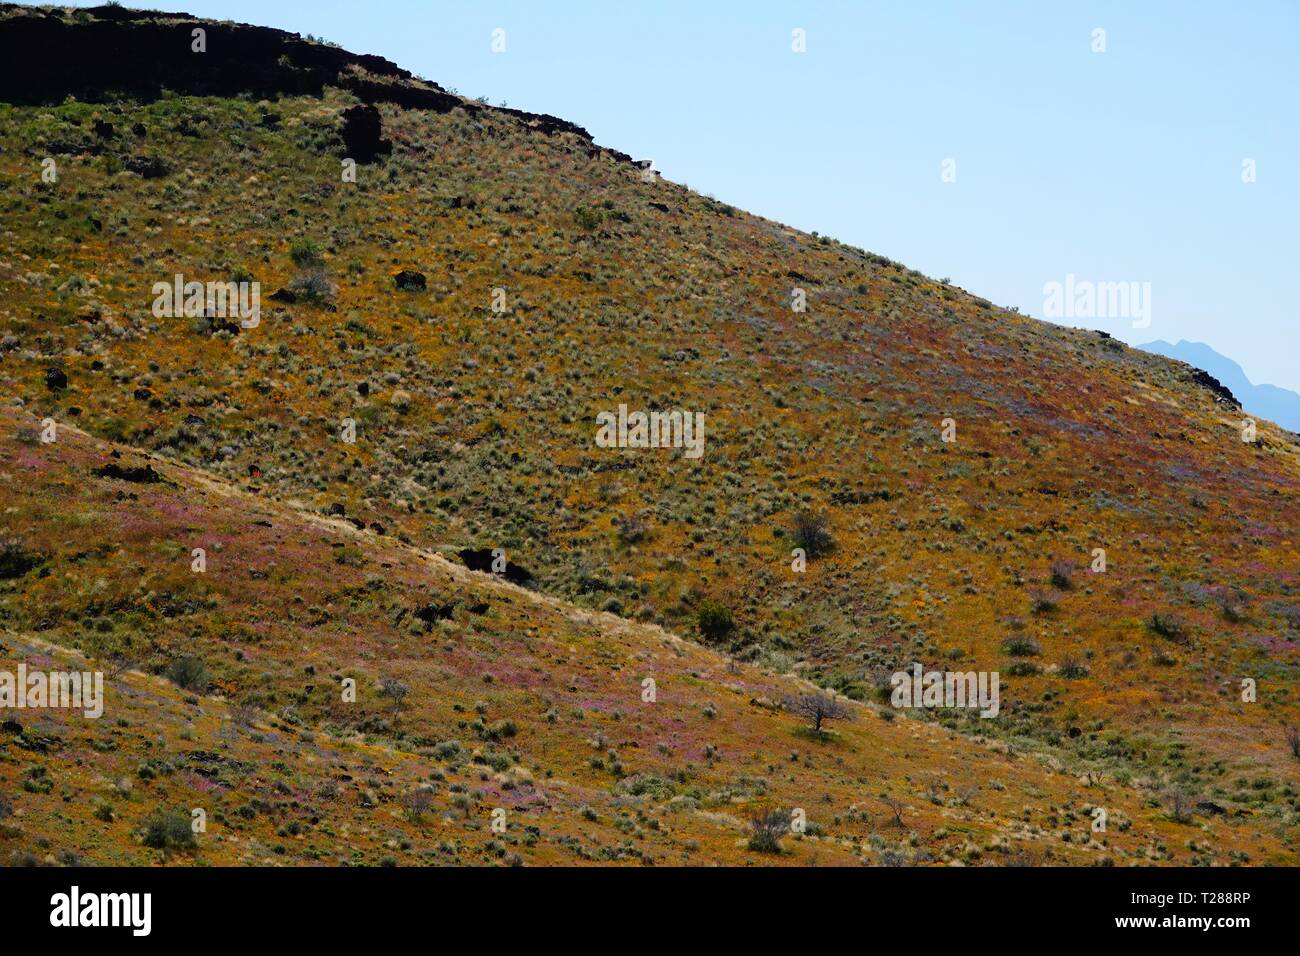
[12,403,1285,865]
[1140,339,1300,434]
[0,4,1297,866]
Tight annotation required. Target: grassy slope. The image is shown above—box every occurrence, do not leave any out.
[0,12,1296,864]
[1,407,1290,865]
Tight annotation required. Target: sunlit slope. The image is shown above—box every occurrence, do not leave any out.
[0,5,1296,863]
[10,407,1290,864]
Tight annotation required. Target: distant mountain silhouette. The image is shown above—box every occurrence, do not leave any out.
[1140,339,1300,432]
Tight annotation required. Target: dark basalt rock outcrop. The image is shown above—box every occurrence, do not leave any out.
[339,103,390,163]
[93,462,163,483]
[414,601,456,623]
[1186,367,1239,407]
[123,154,170,178]
[392,270,426,291]
[0,4,636,167]
[0,540,44,580]
[457,548,534,585]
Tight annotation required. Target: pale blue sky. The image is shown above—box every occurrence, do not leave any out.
[74,1,1299,391]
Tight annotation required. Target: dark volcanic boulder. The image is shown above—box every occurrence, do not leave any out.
[44,367,67,390]
[123,154,170,178]
[392,270,426,291]
[340,104,390,163]
[93,462,162,483]
[457,548,534,585]
[414,601,456,623]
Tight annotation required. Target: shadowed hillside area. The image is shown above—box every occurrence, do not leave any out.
[0,4,1297,868]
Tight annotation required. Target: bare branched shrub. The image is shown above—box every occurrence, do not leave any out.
[1214,588,1249,623]
[747,808,788,853]
[1165,788,1193,824]
[881,794,906,827]
[230,699,259,728]
[1147,613,1186,643]
[379,676,409,715]
[1029,590,1058,614]
[1058,656,1089,679]
[1049,559,1075,590]
[401,787,434,823]
[1285,725,1300,759]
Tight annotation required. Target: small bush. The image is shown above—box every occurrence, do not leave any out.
[1147,613,1185,642]
[573,206,603,231]
[401,788,434,823]
[1058,656,1089,679]
[1049,560,1075,590]
[784,691,853,735]
[164,655,208,692]
[1029,591,1057,614]
[287,266,335,304]
[791,512,835,558]
[140,808,197,851]
[696,601,735,643]
[289,238,324,268]
[747,808,788,854]
[1002,636,1041,657]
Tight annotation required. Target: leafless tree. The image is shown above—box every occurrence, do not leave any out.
[881,794,906,828]
[379,676,409,716]
[784,691,853,734]
[1165,788,1193,824]
[1285,725,1300,759]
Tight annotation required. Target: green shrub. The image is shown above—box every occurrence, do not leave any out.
[696,601,735,643]
[289,237,324,268]
[164,655,208,692]
[140,808,197,850]
[1003,636,1041,657]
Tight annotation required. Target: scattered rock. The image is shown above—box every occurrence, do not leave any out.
[458,548,534,585]
[44,367,67,390]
